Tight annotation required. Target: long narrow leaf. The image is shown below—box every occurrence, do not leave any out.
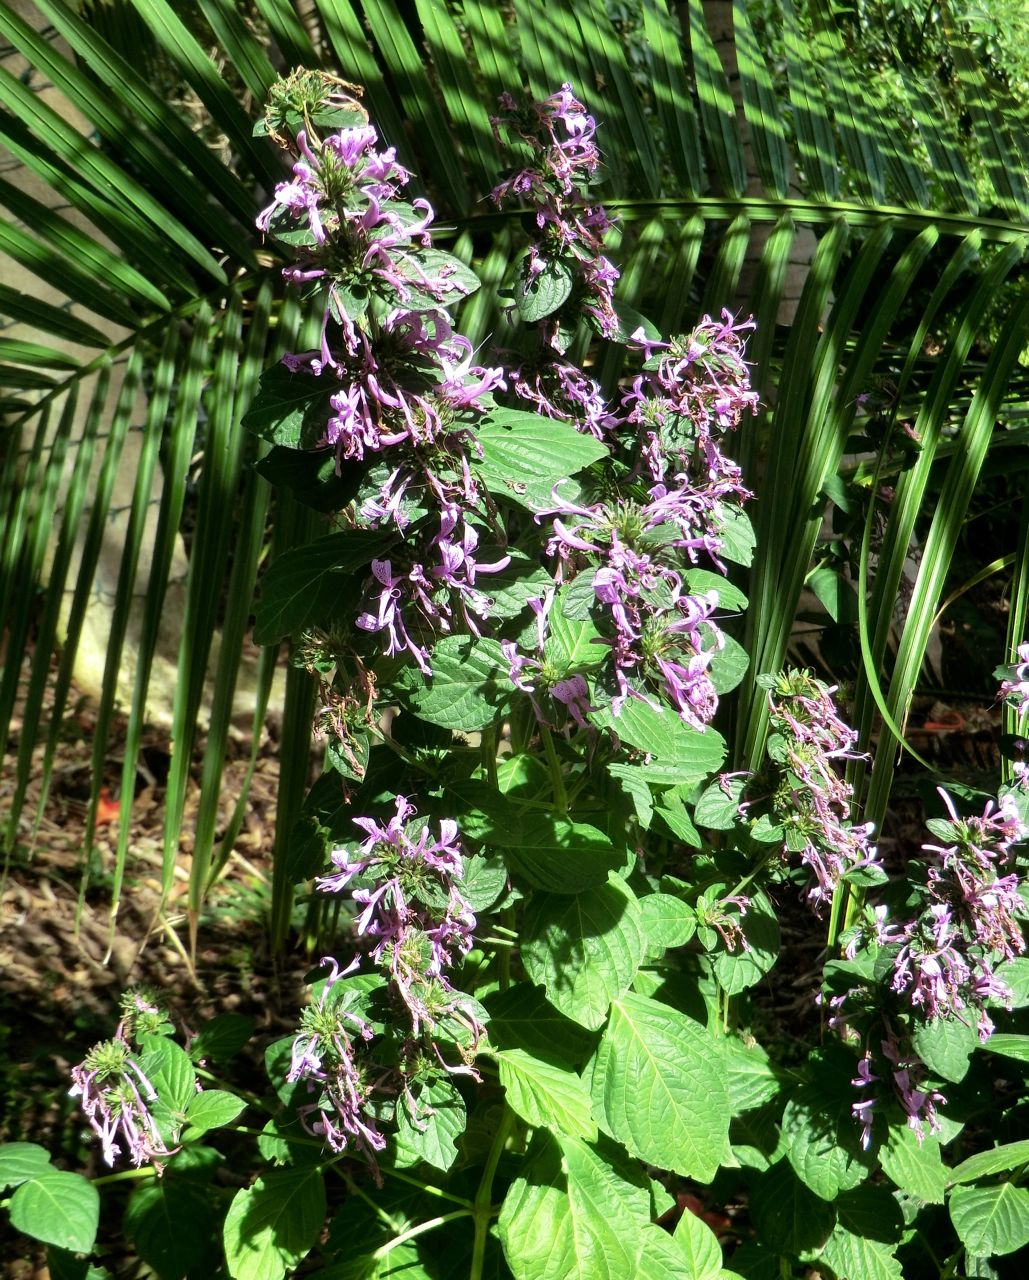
[687,0,747,198]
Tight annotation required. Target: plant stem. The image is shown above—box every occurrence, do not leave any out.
[539,725,568,812]
[374,1210,471,1260]
[383,1163,474,1208]
[469,1107,514,1280]
[92,1167,157,1187]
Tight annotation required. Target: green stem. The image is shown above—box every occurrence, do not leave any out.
[470,1108,515,1280]
[539,725,568,812]
[383,1163,474,1208]
[481,723,499,787]
[374,1210,471,1260]
[92,1167,157,1187]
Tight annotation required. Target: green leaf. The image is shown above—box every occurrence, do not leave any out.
[9,1170,99,1253]
[949,1183,1029,1258]
[879,1123,946,1203]
[748,1159,836,1255]
[782,1081,873,1201]
[708,635,749,695]
[722,1037,782,1115]
[982,1033,1029,1064]
[591,699,726,774]
[396,636,511,730]
[712,891,780,995]
[590,991,731,1181]
[912,1015,977,1083]
[694,776,746,830]
[0,1143,51,1189]
[498,1134,642,1280]
[184,1089,245,1137]
[473,411,608,512]
[672,1208,724,1279]
[521,875,646,1030]
[241,363,329,448]
[484,984,599,1070]
[949,1139,1029,1185]
[189,1014,255,1063]
[223,1165,327,1280]
[463,806,625,893]
[516,255,574,322]
[124,1177,214,1279]
[637,892,696,952]
[253,529,394,644]
[821,1227,903,1280]
[715,506,756,567]
[546,599,604,675]
[460,853,508,912]
[394,1076,465,1172]
[255,446,361,513]
[45,1249,113,1280]
[137,1036,197,1113]
[497,1049,597,1141]
[836,1185,905,1244]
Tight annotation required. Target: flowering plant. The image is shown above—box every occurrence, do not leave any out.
[5,71,1029,1280]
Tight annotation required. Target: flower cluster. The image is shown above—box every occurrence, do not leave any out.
[288,800,482,1175]
[886,790,1026,1038]
[765,671,878,907]
[490,81,618,433]
[849,1026,946,1148]
[69,991,177,1169]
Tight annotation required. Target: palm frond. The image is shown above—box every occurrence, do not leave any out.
[4,0,1028,949]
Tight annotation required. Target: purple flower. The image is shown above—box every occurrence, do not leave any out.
[70,1037,175,1170]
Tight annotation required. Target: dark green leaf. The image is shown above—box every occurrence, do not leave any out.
[394,1076,465,1172]
[949,1183,1029,1258]
[222,1165,327,1280]
[124,1177,214,1279]
[9,1171,99,1253]
[396,636,512,730]
[241,363,329,449]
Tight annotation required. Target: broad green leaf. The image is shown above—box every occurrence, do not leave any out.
[637,892,696,952]
[722,1037,781,1115]
[686,568,747,613]
[9,1170,99,1253]
[749,1159,836,1255]
[394,1077,465,1172]
[515,255,574,322]
[949,1183,1029,1258]
[879,1124,946,1203]
[184,1090,246,1137]
[125,1177,214,1279]
[611,765,655,830]
[473,411,608,512]
[694,776,747,830]
[708,635,749,694]
[223,1165,327,1280]
[782,1082,873,1201]
[821,1227,903,1280]
[483,984,599,1069]
[240,362,329,448]
[460,853,508,912]
[497,1049,597,1141]
[189,1014,255,1063]
[712,891,780,995]
[463,808,625,893]
[591,699,726,774]
[253,529,394,644]
[521,875,646,1030]
[546,600,604,675]
[949,1139,1029,1185]
[590,991,731,1181]
[137,1036,197,1113]
[498,1134,641,1280]
[45,1249,113,1280]
[0,1143,51,1189]
[672,1208,724,1279]
[912,1015,977,1083]
[396,636,511,730]
[982,1033,1029,1064]
[835,1185,905,1244]
[716,506,756,568]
